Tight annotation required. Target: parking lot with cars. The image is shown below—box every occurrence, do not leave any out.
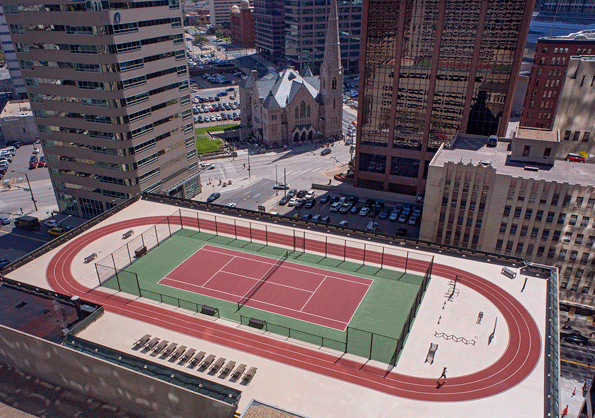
[192,84,241,126]
[270,189,422,238]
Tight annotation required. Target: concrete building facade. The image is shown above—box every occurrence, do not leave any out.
[284,0,361,74]
[520,31,595,130]
[4,0,200,219]
[353,0,534,196]
[209,0,252,28]
[0,4,26,98]
[0,99,38,144]
[253,0,285,62]
[420,130,595,309]
[230,0,255,49]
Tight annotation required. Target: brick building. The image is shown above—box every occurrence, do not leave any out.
[521,31,595,130]
[230,0,255,49]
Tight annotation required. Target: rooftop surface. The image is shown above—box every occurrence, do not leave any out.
[4,197,552,417]
[433,134,595,186]
[0,100,32,118]
[515,126,559,142]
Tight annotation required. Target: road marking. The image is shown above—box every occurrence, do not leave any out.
[0,229,48,243]
[561,358,595,369]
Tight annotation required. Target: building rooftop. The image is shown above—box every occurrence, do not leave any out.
[515,126,559,142]
[539,29,595,42]
[0,100,32,119]
[3,196,555,418]
[432,133,595,186]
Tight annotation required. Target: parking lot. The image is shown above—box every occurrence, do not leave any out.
[2,143,48,183]
[191,84,241,127]
[268,189,422,238]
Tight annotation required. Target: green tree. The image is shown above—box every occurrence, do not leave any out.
[194,34,208,44]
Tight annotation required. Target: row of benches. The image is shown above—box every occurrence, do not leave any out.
[134,334,256,382]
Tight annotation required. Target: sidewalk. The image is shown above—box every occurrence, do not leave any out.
[193,175,261,202]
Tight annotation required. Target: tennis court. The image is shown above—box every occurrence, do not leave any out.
[158,245,372,330]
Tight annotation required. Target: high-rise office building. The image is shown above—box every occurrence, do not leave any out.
[0,5,26,98]
[354,0,534,195]
[283,0,361,74]
[253,0,285,62]
[521,31,595,130]
[4,0,200,218]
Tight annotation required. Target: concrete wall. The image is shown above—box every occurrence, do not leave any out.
[0,325,236,418]
[0,115,38,144]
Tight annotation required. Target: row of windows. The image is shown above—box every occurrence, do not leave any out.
[562,130,591,142]
[10,18,181,37]
[4,0,178,14]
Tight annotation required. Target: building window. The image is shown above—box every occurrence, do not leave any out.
[573,131,581,141]
[544,148,551,157]
[563,130,571,141]
[496,239,503,250]
[536,210,543,221]
[564,232,572,243]
[558,249,567,260]
[524,209,532,220]
[500,222,507,233]
[541,229,550,240]
[514,207,522,218]
[523,145,530,156]
[583,132,591,142]
[558,214,566,224]
[503,205,511,216]
[531,228,539,238]
[569,215,578,225]
[577,234,584,245]
[546,211,555,223]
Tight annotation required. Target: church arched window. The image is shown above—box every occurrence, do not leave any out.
[307,105,311,118]
[300,101,306,118]
[295,106,299,119]
[332,77,337,90]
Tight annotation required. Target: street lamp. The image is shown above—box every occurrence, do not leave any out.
[11,170,37,211]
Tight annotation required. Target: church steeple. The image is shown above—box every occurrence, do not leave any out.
[320,0,343,139]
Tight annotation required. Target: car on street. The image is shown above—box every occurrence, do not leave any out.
[0,216,10,225]
[321,148,332,156]
[395,228,408,237]
[206,192,220,203]
[321,216,330,223]
[366,221,379,232]
[279,196,289,205]
[48,227,67,236]
[44,220,59,228]
[562,332,589,346]
[359,207,370,216]
[330,202,342,212]
[273,183,290,190]
[338,220,349,227]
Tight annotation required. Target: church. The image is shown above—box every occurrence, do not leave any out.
[238,0,343,146]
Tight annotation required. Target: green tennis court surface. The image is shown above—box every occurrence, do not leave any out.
[102,228,426,364]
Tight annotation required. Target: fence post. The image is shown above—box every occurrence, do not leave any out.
[126,243,132,264]
[154,225,160,245]
[135,272,141,296]
[141,232,145,248]
[196,211,201,232]
[249,221,252,242]
[167,216,172,236]
[325,236,328,258]
[234,219,237,239]
[179,208,183,229]
[345,326,349,353]
[215,215,218,235]
[343,239,347,261]
[293,229,295,252]
[265,225,268,246]
[111,254,121,291]
[381,247,385,269]
[363,243,367,265]
[405,251,409,273]
[95,263,101,287]
[369,333,374,360]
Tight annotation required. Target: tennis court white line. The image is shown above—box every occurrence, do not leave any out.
[201,245,373,287]
[202,255,237,288]
[300,276,326,312]
[218,268,315,294]
[159,276,349,326]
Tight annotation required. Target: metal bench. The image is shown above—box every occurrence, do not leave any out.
[201,354,216,368]
[190,351,206,366]
[162,342,178,357]
[144,337,160,351]
[122,229,134,239]
[171,345,186,359]
[152,340,169,354]
[180,348,196,363]
[243,366,257,383]
[501,267,517,279]
[210,357,226,372]
[220,361,235,376]
[231,363,246,379]
[201,305,217,316]
[84,253,97,264]
[134,246,147,258]
[248,317,265,329]
[134,334,151,348]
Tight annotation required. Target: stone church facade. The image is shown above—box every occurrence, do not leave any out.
[239,0,343,145]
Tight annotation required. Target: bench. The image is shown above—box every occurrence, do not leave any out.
[201,354,216,368]
[122,229,134,239]
[210,357,226,372]
[180,348,196,363]
[201,305,217,316]
[501,267,517,279]
[171,345,186,360]
[162,342,178,357]
[424,343,438,365]
[190,351,206,366]
[134,246,147,258]
[144,337,160,351]
[84,253,97,264]
[243,366,257,383]
[220,361,235,376]
[134,334,151,348]
[231,363,246,379]
[152,340,169,354]
[248,317,266,329]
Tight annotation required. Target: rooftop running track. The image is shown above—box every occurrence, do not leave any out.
[46,215,541,402]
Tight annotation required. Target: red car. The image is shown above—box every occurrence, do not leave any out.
[37,157,46,168]
[565,153,586,163]
[29,162,37,169]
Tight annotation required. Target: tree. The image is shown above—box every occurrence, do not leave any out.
[194,34,208,44]
[214,27,225,39]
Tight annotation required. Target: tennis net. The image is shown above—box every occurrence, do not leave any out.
[237,251,289,310]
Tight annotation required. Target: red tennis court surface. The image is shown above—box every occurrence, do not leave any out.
[158,245,373,330]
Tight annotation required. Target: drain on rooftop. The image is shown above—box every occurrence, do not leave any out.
[41,309,50,314]
[15,301,27,309]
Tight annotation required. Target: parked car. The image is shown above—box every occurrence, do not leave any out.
[44,220,59,228]
[288,198,297,207]
[395,228,408,237]
[389,209,400,222]
[398,213,408,223]
[273,183,290,190]
[301,213,313,221]
[408,214,419,225]
[0,216,10,225]
[296,190,307,198]
[366,221,379,232]
[279,196,289,205]
[29,161,37,170]
[350,205,360,215]
[321,216,330,223]
[305,198,316,208]
[206,192,220,203]
[320,194,331,204]
[48,227,67,236]
[565,153,586,163]
[37,157,46,168]
[312,214,321,222]
[287,189,297,197]
[486,135,498,147]
[562,332,589,346]
[0,259,10,268]
[321,148,332,156]
[226,203,236,208]
[32,147,40,154]
[359,207,370,216]
[295,198,306,208]
[339,203,352,214]
[379,209,389,220]
[330,202,342,212]
[338,220,349,227]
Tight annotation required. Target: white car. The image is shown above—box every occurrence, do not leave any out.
[366,221,379,232]
[227,203,237,208]
[32,148,40,154]
[288,198,297,207]
[305,190,315,199]
[44,220,59,228]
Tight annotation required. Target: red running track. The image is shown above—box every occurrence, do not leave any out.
[159,244,371,330]
[46,215,542,401]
